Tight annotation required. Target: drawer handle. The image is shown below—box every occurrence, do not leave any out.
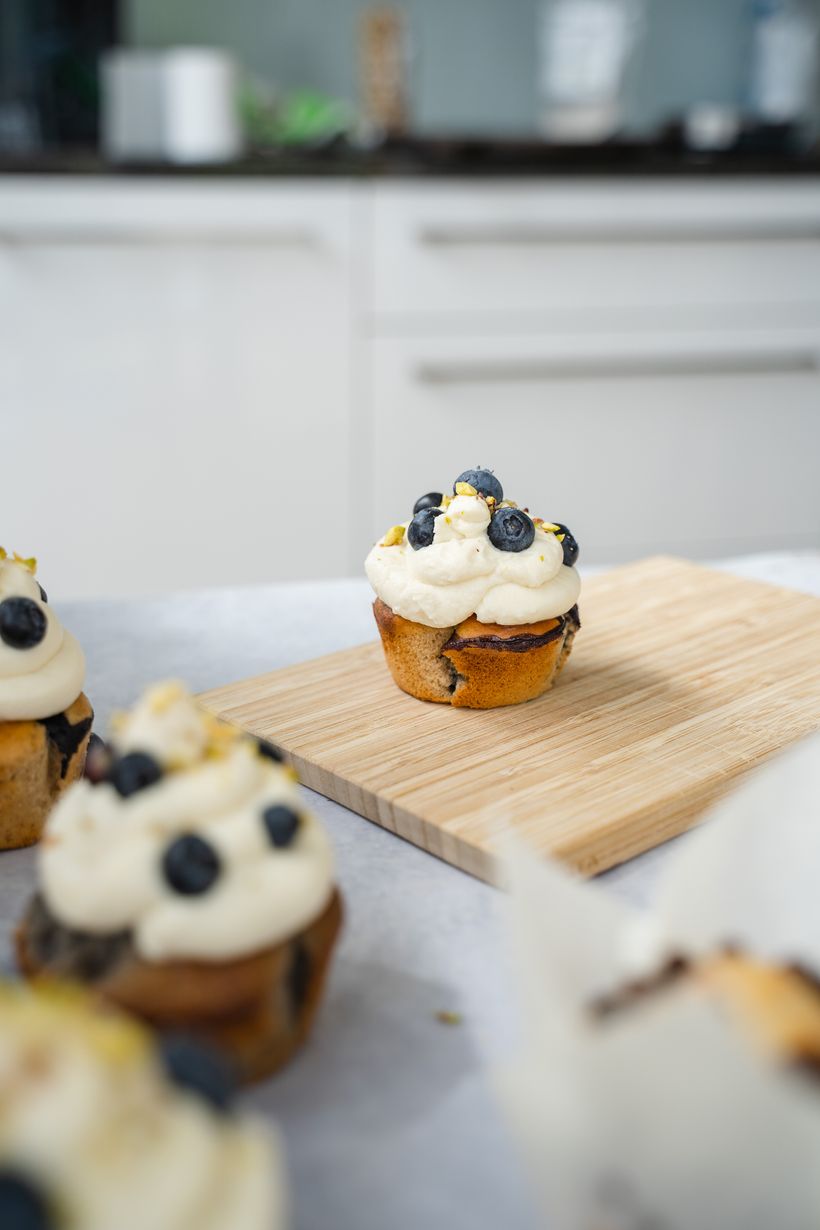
[0,226,317,247]
[418,223,820,245]
[416,348,820,383]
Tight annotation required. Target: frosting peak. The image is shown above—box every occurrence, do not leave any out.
[0,552,85,721]
[40,683,334,962]
[366,488,580,628]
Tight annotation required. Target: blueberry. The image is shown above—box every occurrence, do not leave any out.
[453,469,503,503]
[257,737,284,763]
[108,751,163,798]
[552,523,579,567]
[83,733,111,784]
[488,507,535,553]
[37,583,48,604]
[162,834,221,895]
[407,507,443,550]
[262,803,301,848]
[160,1035,236,1112]
[412,491,443,515]
[0,1169,53,1230]
[0,597,47,650]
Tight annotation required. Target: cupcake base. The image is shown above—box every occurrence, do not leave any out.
[373,599,579,709]
[16,887,343,1084]
[0,693,93,849]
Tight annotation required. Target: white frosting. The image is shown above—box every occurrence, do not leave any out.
[0,984,285,1230]
[365,494,581,627]
[0,556,85,721]
[40,683,334,962]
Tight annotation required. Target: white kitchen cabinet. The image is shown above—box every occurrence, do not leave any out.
[0,178,354,599]
[361,179,820,565]
[368,330,820,563]
[1,174,818,597]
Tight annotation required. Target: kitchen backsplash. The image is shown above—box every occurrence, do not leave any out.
[125,0,818,137]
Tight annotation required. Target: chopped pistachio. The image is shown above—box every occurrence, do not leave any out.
[147,680,186,715]
[556,533,566,543]
[0,547,6,561]
[541,522,561,533]
[455,481,477,497]
[441,494,453,509]
[381,524,406,547]
[13,552,37,573]
[498,499,518,509]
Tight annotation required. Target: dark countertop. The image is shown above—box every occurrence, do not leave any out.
[2,135,820,179]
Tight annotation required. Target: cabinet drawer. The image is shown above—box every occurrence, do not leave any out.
[366,331,820,564]
[370,180,820,322]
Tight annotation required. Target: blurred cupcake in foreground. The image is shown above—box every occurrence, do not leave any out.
[499,735,820,1230]
[17,681,342,1083]
[0,548,92,849]
[366,469,581,708]
[0,982,285,1230]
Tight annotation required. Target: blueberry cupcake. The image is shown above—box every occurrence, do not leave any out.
[365,469,581,708]
[0,548,92,848]
[17,681,342,1083]
[0,981,285,1230]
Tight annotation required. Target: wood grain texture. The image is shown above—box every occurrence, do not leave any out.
[201,557,820,884]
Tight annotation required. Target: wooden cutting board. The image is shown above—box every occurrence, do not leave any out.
[201,557,820,884]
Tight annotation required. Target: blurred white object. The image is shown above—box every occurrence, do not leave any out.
[499,734,820,1229]
[163,49,242,164]
[537,0,644,141]
[101,48,242,164]
[101,50,165,161]
[684,103,741,151]
[748,0,820,124]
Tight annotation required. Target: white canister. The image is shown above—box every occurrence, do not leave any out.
[161,48,243,164]
[101,47,243,164]
[101,49,166,161]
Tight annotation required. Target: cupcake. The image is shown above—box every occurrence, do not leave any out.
[16,681,342,1083]
[593,951,820,1075]
[365,468,581,708]
[0,548,92,849]
[0,981,285,1230]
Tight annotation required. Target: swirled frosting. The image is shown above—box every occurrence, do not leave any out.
[0,552,85,721]
[40,682,334,962]
[365,493,581,627]
[0,983,285,1230]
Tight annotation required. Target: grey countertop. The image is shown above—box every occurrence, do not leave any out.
[2,551,819,1230]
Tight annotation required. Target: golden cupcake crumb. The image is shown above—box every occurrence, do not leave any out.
[435,1010,463,1026]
